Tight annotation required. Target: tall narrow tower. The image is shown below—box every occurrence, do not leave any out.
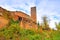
[31,7,37,23]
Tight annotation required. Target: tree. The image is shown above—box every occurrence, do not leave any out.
[56,22,60,30]
[37,21,40,28]
[42,16,50,30]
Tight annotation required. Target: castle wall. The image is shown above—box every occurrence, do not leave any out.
[0,7,38,30]
[20,17,38,30]
[10,7,38,30]
[0,16,9,28]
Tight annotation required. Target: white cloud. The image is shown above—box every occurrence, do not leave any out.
[0,4,16,11]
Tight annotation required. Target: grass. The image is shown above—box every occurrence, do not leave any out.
[0,19,60,40]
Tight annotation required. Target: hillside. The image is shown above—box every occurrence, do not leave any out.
[0,19,60,40]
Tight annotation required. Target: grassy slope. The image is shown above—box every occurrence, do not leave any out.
[0,19,60,40]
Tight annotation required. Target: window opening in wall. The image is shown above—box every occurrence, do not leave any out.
[18,17,22,21]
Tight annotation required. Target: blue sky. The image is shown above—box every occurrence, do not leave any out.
[0,0,60,29]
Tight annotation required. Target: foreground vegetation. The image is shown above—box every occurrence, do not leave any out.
[0,18,60,40]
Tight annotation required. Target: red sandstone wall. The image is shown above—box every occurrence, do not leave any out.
[11,11,29,18]
[10,11,38,30]
[0,16,9,28]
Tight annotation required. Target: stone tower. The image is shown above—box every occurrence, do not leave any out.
[31,7,37,22]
